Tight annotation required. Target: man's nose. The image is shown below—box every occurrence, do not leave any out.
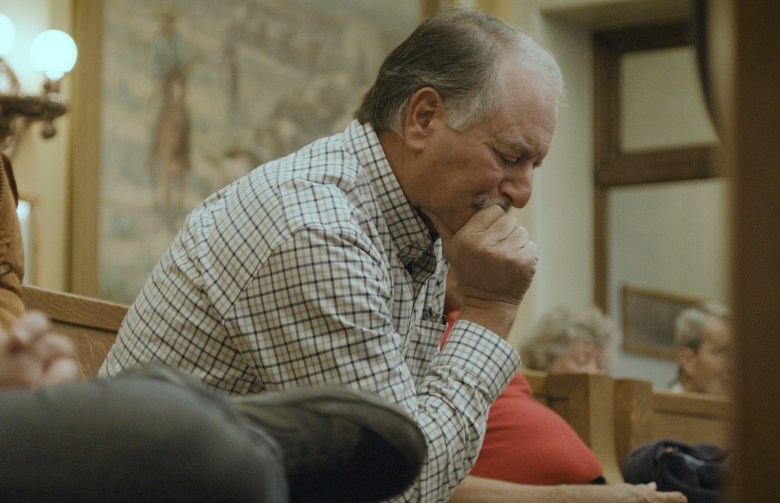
[501,163,534,208]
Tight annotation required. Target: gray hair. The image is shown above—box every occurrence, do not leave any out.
[520,305,617,372]
[674,301,730,351]
[355,7,564,136]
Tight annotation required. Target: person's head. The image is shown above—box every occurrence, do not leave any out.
[520,306,617,374]
[160,5,176,33]
[674,302,732,395]
[356,7,564,235]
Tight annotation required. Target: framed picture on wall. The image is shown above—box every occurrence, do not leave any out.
[621,284,703,359]
[71,0,422,303]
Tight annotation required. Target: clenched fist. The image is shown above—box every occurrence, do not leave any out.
[426,205,537,339]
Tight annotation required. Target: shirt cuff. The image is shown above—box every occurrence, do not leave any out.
[437,319,520,400]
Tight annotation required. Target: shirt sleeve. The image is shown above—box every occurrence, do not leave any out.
[225,223,520,502]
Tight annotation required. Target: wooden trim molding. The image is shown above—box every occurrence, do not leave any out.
[592,19,721,309]
[69,0,103,296]
[593,21,720,188]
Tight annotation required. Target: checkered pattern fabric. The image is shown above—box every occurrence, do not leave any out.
[100,120,519,501]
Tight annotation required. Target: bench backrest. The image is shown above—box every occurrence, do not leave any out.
[614,377,732,464]
[20,285,126,378]
[524,370,732,481]
[522,369,624,483]
[17,285,731,480]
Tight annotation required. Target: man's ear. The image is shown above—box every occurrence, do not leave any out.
[403,87,443,152]
[676,346,697,376]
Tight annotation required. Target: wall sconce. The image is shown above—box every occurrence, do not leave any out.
[0,12,78,158]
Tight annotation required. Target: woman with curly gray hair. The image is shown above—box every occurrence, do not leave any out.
[520,305,618,374]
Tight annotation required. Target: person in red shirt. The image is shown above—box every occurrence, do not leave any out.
[442,274,603,484]
[468,371,604,485]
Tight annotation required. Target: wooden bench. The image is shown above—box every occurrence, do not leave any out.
[614,377,732,464]
[17,285,731,483]
[524,370,732,481]
[523,369,624,483]
[20,284,127,378]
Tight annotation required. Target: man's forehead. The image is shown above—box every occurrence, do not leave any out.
[493,126,551,152]
[703,317,732,341]
[491,110,555,153]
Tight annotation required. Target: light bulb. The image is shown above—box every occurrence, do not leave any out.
[30,29,78,81]
[0,13,16,56]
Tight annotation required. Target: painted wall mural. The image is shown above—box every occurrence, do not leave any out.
[99,0,418,303]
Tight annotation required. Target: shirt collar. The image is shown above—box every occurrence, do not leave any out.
[344,120,436,268]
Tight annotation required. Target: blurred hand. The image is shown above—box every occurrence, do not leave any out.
[598,483,688,502]
[450,477,688,503]
[0,311,78,389]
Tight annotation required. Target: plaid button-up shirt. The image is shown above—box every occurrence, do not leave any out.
[100,120,519,501]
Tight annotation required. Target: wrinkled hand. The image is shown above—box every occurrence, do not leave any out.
[0,311,79,389]
[425,206,537,338]
[604,483,688,502]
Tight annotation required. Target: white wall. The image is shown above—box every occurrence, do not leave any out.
[505,4,596,349]
[503,0,729,388]
[607,180,728,386]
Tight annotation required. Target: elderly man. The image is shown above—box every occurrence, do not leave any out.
[671,302,732,396]
[102,8,555,501]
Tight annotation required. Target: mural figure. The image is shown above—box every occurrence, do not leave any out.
[220,4,247,128]
[145,9,191,222]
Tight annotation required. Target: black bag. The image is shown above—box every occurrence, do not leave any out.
[621,438,729,503]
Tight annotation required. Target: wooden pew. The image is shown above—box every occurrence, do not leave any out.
[522,369,624,483]
[13,286,634,483]
[19,284,126,378]
[524,371,731,482]
[614,377,731,466]
[17,285,730,483]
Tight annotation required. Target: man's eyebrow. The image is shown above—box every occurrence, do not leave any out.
[503,140,525,152]
[505,139,541,157]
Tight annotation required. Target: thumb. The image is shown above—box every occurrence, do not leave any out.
[420,209,454,245]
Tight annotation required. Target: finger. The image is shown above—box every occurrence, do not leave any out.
[519,240,538,263]
[31,334,77,364]
[0,364,43,389]
[502,222,531,247]
[464,205,508,233]
[8,311,51,349]
[489,225,534,263]
[518,241,539,279]
[41,357,80,386]
[481,213,523,245]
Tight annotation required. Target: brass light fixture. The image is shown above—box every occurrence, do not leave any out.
[0,12,78,158]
